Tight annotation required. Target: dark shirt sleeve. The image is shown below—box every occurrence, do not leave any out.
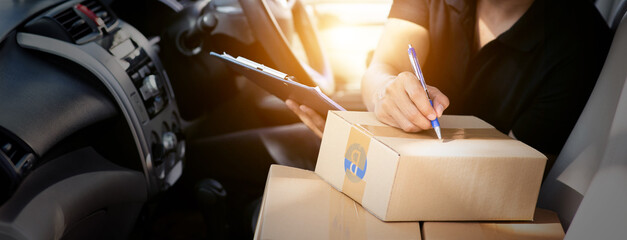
[388,0,430,28]
[511,54,601,155]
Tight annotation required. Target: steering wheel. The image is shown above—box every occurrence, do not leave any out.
[238,0,335,94]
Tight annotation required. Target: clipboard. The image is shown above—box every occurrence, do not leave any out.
[211,52,345,117]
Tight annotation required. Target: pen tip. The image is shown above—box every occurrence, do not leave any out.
[434,127,442,141]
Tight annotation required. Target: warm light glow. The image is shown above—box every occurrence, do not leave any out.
[307,1,391,90]
[319,26,383,88]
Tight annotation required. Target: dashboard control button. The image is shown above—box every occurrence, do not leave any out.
[131,72,140,81]
[138,66,150,78]
[162,132,177,152]
[139,75,159,100]
[152,96,165,114]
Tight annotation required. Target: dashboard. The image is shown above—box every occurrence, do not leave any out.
[10,0,185,194]
[0,0,188,238]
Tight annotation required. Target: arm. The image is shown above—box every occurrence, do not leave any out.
[362,18,449,132]
[286,17,451,137]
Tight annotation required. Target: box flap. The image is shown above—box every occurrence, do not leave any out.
[331,111,494,129]
[382,137,546,158]
[331,111,389,127]
[331,112,545,159]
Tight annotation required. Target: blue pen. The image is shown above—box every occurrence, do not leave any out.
[407,44,442,140]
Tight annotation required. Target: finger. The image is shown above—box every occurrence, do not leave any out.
[427,86,449,117]
[299,113,324,138]
[389,104,427,132]
[376,78,430,131]
[400,72,437,121]
[286,99,301,113]
[286,99,323,138]
[299,105,326,131]
[374,108,400,129]
[387,84,432,130]
[381,100,425,132]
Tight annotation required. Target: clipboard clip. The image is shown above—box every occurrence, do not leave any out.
[219,52,295,81]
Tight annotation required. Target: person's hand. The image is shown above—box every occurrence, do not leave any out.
[286,99,325,138]
[373,71,449,132]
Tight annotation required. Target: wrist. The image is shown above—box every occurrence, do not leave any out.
[373,77,395,106]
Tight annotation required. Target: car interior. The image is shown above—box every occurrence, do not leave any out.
[0,0,625,239]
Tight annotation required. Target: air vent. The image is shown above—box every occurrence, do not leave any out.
[0,132,35,175]
[53,8,93,42]
[0,130,36,202]
[82,0,118,27]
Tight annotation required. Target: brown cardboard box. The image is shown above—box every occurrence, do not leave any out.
[422,208,565,240]
[253,165,421,240]
[315,111,547,221]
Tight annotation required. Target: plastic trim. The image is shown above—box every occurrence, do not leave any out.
[16,32,153,190]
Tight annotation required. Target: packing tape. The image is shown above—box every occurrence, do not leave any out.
[329,187,367,239]
[360,125,510,140]
[342,125,371,203]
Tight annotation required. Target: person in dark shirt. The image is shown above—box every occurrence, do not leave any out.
[186,0,610,235]
[291,0,611,157]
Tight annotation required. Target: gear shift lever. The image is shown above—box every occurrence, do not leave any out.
[178,12,217,56]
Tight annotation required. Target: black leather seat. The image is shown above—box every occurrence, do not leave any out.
[596,0,627,31]
[537,7,627,238]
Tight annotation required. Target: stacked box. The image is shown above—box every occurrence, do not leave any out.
[315,111,547,221]
[254,165,421,240]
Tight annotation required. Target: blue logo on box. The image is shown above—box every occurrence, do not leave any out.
[344,143,367,182]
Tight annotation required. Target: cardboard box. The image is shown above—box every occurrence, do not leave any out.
[315,111,547,221]
[254,165,421,240]
[422,208,565,240]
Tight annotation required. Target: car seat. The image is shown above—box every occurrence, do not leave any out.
[596,0,627,30]
[537,6,627,238]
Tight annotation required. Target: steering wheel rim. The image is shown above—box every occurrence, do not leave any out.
[238,0,335,94]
